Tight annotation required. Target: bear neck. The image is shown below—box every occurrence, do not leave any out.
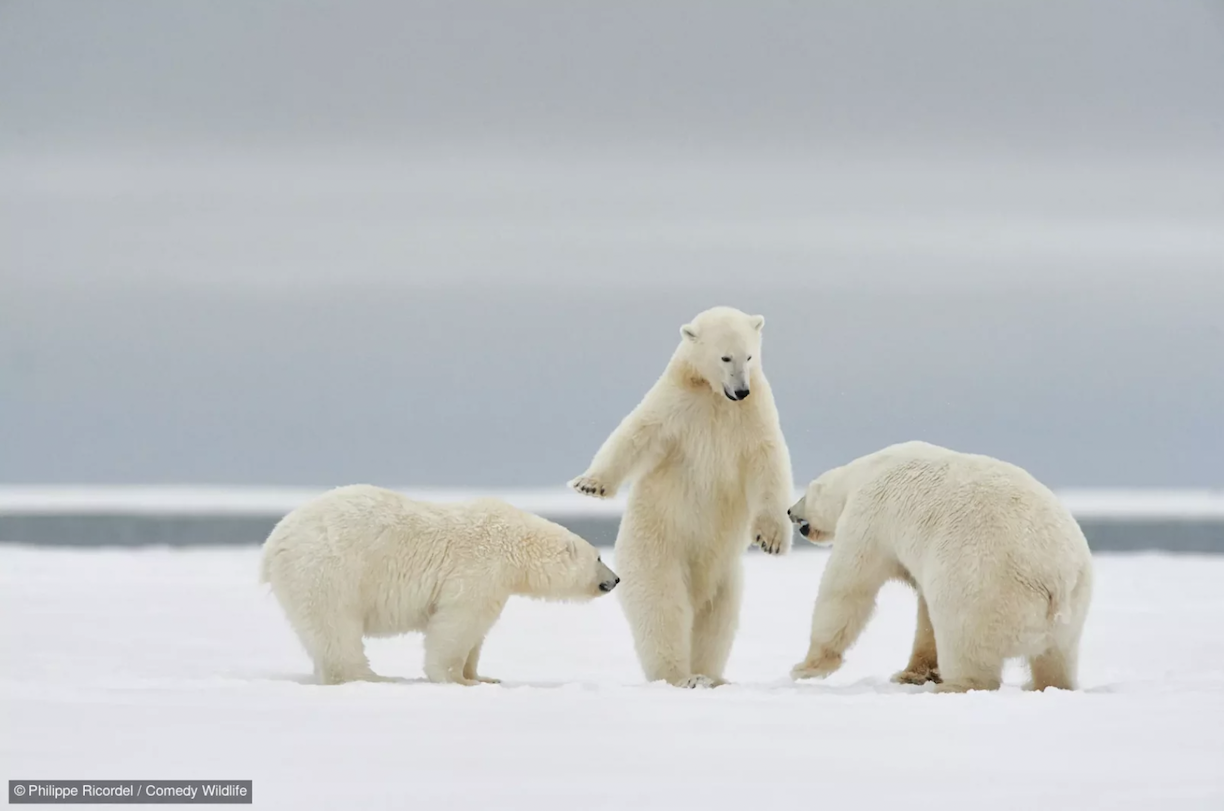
[512,561,573,601]
[670,358,709,394]
[503,529,570,599]
[664,351,769,406]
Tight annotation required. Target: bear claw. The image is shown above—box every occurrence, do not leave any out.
[751,514,790,556]
[756,533,780,555]
[569,475,614,500]
[675,674,717,689]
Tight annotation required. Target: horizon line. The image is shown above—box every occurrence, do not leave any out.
[1,484,1222,520]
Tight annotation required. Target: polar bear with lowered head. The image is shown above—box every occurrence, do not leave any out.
[788,441,1093,693]
[260,485,619,685]
[570,306,793,688]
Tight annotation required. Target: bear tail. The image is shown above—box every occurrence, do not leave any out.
[1046,586,1066,625]
[1046,566,1085,626]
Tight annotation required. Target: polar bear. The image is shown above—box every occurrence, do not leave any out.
[787,441,1094,693]
[569,306,793,688]
[259,485,619,685]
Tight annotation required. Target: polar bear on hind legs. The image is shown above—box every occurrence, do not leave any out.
[787,441,1094,693]
[569,306,794,688]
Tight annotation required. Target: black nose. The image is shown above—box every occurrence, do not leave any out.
[615,576,621,584]
[786,508,792,518]
[734,387,750,400]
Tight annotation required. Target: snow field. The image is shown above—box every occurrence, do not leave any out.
[2,546,1223,810]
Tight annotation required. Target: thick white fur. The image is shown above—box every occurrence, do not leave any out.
[260,485,618,685]
[569,306,793,688]
[788,441,1094,693]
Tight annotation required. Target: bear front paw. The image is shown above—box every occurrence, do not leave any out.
[790,650,843,681]
[569,474,616,500]
[751,512,791,556]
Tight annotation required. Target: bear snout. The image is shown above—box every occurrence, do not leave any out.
[599,576,620,593]
[723,386,751,402]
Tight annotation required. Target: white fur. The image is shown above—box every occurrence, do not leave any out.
[569,306,793,688]
[259,485,618,685]
[788,441,1094,693]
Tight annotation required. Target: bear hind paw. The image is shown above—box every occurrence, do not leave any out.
[891,666,941,686]
[674,674,718,689]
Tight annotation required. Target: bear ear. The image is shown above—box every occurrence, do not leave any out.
[750,314,765,332]
[680,324,699,342]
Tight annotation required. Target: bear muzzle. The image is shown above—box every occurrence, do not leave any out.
[724,386,751,401]
[599,576,621,593]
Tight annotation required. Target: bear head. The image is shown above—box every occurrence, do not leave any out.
[520,520,620,601]
[677,306,765,402]
[787,470,845,546]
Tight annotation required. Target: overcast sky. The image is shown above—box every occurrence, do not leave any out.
[1,0,1222,489]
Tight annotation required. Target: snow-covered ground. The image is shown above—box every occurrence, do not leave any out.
[3,546,1223,810]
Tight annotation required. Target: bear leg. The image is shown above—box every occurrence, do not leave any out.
[891,594,941,685]
[424,603,502,686]
[1027,572,1089,692]
[462,638,502,685]
[618,563,704,687]
[1026,616,1083,692]
[690,567,743,685]
[1025,647,1076,692]
[931,639,1004,694]
[791,546,889,681]
[296,614,379,685]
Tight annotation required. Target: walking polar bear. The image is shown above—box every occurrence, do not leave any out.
[570,306,793,688]
[788,441,1093,693]
[260,485,619,685]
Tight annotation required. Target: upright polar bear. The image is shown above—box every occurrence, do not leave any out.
[260,485,619,685]
[787,441,1094,693]
[570,306,793,688]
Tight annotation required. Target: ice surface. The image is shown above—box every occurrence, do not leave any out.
[3,486,1222,519]
[3,547,1223,810]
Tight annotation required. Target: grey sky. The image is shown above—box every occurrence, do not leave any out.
[3,1,1224,155]
[1,0,1222,488]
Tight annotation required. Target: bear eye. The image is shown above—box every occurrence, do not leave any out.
[747,355,753,361]
[720,355,731,363]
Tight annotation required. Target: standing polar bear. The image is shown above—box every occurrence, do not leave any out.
[570,306,793,688]
[787,441,1093,693]
[260,485,619,685]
